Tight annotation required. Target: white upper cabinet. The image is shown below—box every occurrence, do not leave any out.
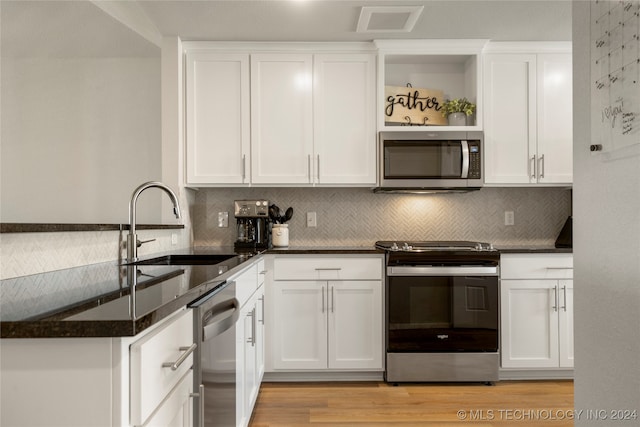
[251,54,314,184]
[185,52,250,185]
[183,43,376,187]
[483,43,573,185]
[313,54,376,185]
[536,54,573,184]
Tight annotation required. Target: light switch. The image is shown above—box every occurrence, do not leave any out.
[218,212,229,228]
[307,212,317,228]
[504,211,515,226]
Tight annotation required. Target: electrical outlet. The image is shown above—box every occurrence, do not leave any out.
[307,212,317,228]
[218,212,229,228]
[505,211,515,226]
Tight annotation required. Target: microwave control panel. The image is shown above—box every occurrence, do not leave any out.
[468,142,481,179]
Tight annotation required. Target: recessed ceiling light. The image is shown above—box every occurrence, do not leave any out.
[356,6,424,33]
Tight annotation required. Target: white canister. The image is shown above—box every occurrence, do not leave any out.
[272,224,289,247]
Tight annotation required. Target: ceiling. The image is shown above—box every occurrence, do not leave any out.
[138,0,572,43]
[2,0,572,58]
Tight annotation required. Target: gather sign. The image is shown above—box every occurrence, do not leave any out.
[384,85,447,126]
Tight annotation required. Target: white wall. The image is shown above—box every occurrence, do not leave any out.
[1,56,163,224]
[573,2,640,424]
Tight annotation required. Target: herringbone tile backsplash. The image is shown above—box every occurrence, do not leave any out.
[192,187,572,247]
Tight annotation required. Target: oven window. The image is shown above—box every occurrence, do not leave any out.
[387,276,498,352]
[384,141,462,178]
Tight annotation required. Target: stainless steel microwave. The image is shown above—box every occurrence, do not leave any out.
[375,131,483,193]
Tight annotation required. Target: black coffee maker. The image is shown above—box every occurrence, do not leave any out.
[234,200,271,251]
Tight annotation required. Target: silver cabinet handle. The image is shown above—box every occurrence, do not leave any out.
[308,154,312,183]
[242,154,246,181]
[539,154,545,179]
[321,285,325,313]
[561,285,567,312]
[331,286,335,313]
[552,286,558,312]
[197,384,205,427]
[530,155,537,179]
[259,295,265,324]
[316,154,320,182]
[162,343,197,371]
[246,308,256,346]
[315,268,342,271]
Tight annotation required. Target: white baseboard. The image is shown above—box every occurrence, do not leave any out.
[499,369,574,380]
[263,371,384,382]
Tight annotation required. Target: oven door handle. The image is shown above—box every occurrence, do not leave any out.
[387,266,498,276]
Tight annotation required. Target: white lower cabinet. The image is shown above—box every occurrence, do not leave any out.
[143,371,193,427]
[267,255,384,372]
[233,258,265,427]
[0,308,195,427]
[130,308,194,426]
[500,253,574,370]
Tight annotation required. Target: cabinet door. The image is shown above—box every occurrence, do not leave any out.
[185,52,250,184]
[328,280,383,370]
[255,286,266,382]
[483,54,536,184]
[271,281,327,370]
[251,54,313,184]
[142,371,193,427]
[500,279,560,368]
[536,53,573,184]
[558,280,574,368]
[241,301,257,427]
[313,54,376,185]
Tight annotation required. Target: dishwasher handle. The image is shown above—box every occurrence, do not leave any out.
[202,298,240,341]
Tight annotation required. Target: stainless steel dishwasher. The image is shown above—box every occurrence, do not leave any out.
[189,280,239,427]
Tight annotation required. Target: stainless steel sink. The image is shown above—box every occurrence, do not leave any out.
[128,254,238,266]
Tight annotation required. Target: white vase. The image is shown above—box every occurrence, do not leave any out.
[447,112,467,126]
[272,224,289,247]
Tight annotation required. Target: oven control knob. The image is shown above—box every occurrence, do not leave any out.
[390,242,399,251]
[402,243,412,251]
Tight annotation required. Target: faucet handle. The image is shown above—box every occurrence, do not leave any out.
[137,238,156,248]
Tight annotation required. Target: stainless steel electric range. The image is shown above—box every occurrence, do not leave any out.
[375,241,500,384]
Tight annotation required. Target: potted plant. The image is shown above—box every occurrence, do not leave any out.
[440,97,476,126]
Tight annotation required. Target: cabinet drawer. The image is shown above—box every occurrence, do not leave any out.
[235,263,258,307]
[142,370,193,427]
[130,309,194,426]
[273,256,383,281]
[257,258,266,287]
[500,253,573,279]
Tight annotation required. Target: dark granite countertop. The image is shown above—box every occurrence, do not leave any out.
[0,223,184,233]
[496,245,573,254]
[265,246,383,254]
[0,247,259,339]
[1,243,572,339]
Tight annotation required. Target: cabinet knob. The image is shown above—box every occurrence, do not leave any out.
[590,144,603,152]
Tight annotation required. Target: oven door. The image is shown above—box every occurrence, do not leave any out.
[387,266,498,353]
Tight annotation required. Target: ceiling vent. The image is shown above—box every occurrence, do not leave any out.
[356,6,424,33]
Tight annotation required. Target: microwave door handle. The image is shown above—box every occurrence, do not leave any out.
[461,140,469,178]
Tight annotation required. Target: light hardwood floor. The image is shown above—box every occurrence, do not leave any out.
[249,380,574,426]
